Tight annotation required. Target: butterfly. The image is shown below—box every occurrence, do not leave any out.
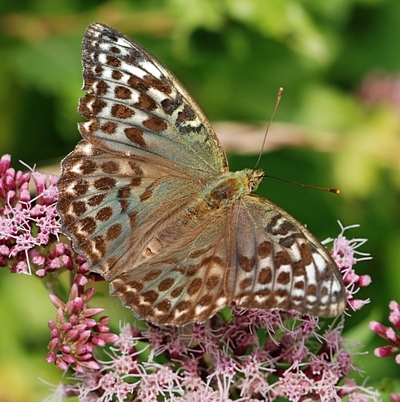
[57,23,346,325]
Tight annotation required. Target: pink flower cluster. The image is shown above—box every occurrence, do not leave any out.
[53,311,379,401]
[325,222,372,313]
[46,283,118,373]
[0,154,115,375]
[0,154,64,275]
[370,301,400,364]
[47,225,379,401]
[369,301,400,402]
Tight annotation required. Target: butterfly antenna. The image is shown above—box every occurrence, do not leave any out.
[263,174,340,194]
[254,87,284,169]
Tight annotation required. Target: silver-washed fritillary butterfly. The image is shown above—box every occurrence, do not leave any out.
[57,23,346,325]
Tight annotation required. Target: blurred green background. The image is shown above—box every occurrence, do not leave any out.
[0,0,399,400]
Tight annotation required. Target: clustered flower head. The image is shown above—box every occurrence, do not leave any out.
[46,283,119,373]
[50,311,379,401]
[0,154,67,275]
[369,301,400,364]
[369,301,400,402]
[324,221,372,313]
[0,155,113,373]
[45,224,379,401]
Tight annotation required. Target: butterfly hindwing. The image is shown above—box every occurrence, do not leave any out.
[229,195,345,317]
[109,209,231,325]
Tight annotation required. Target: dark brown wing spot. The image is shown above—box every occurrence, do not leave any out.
[72,201,86,216]
[171,285,184,298]
[154,299,171,313]
[106,55,121,67]
[294,280,305,289]
[96,206,113,222]
[161,97,182,115]
[111,104,134,119]
[266,214,282,233]
[278,221,297,235]
[119,200,129,213]
[115,86,132,100]
[198,295,213,306]
[144,269,162,282]
[187,278,203,296]
[134,300,151,316]
[128,161,144,177]
[140,183,155,202]
[240,278,253,290]
[101,161,119,174]
[73,179,89,196]
[107,223,122,240]
[87,194,106,207]
[279,234,298,248]
[80,96,107,116]
[299,243,313,265]
[306,284,317,296]
[177,105,196,123]
[205,275,220,289]
[118,187,131,198]
[175,300,192,312]
[275,251,291,268]
[94,177,117,190]
[81,159,97,175]
[94,65,103,76]
[135,92,157,111]
[255,289,271,298]
[127,75,149,91]
[80,217,97,234]
[101,121,117,134]
[292,260,305,276]
[125,127,146,146]
[143,117,167,132]
[238,255,256,272]
[258,267,272,285]
[141,290,158,304]
[131,177,141,187]
[158,278,175,292]
[130,280,143,292]
[277,271,291,285]
[274,288,289,298]
[128,211,137,229]
[143,75,171,94]
[112,70,123,80]
[95,80,108,95]
[258,241,272,258]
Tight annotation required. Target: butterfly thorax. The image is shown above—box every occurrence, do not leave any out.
[201,168,264,209]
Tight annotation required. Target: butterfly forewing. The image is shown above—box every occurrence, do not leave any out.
[79,23,228,177]
[57,22,346,326]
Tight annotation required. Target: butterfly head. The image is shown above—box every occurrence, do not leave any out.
[243,168,264,193]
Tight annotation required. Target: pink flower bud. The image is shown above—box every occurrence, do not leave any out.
[45,352,56,364]
[374,345,396,358]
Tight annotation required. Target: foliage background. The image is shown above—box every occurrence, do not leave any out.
[0,0,399,400]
